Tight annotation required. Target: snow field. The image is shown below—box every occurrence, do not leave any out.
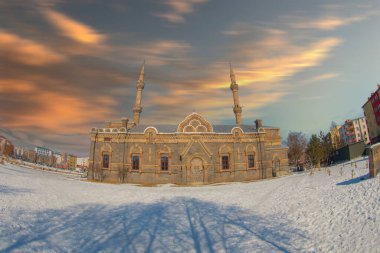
[0,158,379,252]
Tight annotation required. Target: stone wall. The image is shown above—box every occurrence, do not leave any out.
[88,128,289,185]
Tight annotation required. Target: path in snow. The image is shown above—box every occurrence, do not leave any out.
[0,158,379,252]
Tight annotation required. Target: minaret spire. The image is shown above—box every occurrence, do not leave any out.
[230,62,236,84]
[133,61,145,125]
[229,63,242,125]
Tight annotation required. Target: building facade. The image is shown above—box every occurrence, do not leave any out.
[88,64,289,185]
[35,146,55,166]
[329,125,342,150]
[22,149,37,163]
[61,153,77,170]
[0,136,14,157]
[363,85,380,144]
[339,118,369,146]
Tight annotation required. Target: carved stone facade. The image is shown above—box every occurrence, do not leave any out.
[88,64,289,185]
[88,113,289,185]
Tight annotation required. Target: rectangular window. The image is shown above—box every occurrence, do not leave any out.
[248,154,255,168]
[132,155,140,170]
[222,155,229,170]
[161,156,169,171]
[102,154,109,168]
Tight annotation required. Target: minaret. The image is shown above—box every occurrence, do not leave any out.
[230,63,242,125]
[133,62,145,125]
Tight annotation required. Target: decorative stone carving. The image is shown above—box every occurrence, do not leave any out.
[177,113,214,133]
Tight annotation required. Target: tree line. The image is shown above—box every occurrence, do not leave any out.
[287,130,333,169]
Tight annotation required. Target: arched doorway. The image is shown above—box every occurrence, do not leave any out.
[273,157,280,177]
[189,157,204,184]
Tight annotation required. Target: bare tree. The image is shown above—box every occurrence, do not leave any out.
[286,131,308,167]
[94,166,104,182]
[119,167,128,183]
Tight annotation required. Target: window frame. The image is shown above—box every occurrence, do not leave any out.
[102,153,110,169]
[132,155,140,171]
[247,153,255,169]
[160,156,169,171]
[221,155,230,170]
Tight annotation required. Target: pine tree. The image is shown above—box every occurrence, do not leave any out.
[306,134,324,169]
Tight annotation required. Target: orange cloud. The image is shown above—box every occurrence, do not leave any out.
[0,79,115,134]
[0,30,65,66]
[0,79,36,93]
[140,32,342,122]
[201,36,342,90]
[305,73,340,84]
[155,0,207,23]
[44,9,105,45]
[288,15,367,30]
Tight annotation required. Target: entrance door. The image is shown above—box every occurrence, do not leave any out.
[190,157,204,184]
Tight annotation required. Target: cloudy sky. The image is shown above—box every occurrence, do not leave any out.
[1,0,380,156]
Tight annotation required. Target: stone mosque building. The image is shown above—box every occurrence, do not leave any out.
[88,64,289,185]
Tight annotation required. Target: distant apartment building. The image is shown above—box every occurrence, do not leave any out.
[14,146,25,159]
[0,136,14,157]
[35,146,54,166]
[339,118,370,146]
[35,146,53,157]
[23,149,37,163]
[329,125,342,150]
[362,85,380,144]
[62,152,77,170]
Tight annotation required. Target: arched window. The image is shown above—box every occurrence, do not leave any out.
[222,155,229,170]
[102,153,110,168]
[248,154,255,168]
[161,156,169,171]
[132,155,140,170]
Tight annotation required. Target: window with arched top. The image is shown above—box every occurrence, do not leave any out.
[222,155,230,170]
[219,145,232,171]
[248,153,255,168]
[132,155,140,170]
[102,153,110,168]
[161,156,169,171]
[245,145,256,169]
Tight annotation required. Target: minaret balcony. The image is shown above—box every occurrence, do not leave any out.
[230,83,239,90]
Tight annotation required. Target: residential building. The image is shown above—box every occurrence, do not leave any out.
[35,146,54,166]
[62,153,77,170]
[0,136,14,157]
[362,85,380,144]
[35,147,53,157]
[339,118,370,146]
[14,146,25,159]
[22,149,37,163]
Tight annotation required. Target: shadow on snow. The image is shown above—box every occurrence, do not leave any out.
[336,173,370,186]
[0,185,32,195]
[0,197,313,253]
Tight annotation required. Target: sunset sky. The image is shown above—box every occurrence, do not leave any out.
[1,0,380,156]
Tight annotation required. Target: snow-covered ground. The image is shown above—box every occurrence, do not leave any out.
[0,158,379,253]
